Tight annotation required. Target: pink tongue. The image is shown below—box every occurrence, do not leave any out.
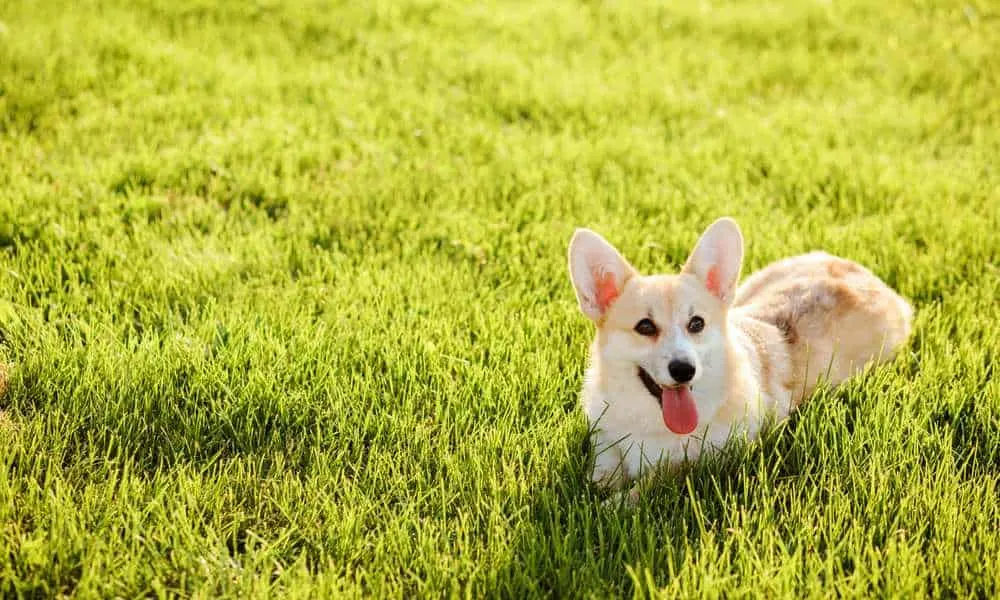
[661,387,698,434]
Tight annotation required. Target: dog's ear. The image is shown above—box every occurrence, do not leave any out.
[568,228,636,323]
[682,217,744,304]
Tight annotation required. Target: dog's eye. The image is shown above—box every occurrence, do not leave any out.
[687,316,705,333]
[634,318,658,337]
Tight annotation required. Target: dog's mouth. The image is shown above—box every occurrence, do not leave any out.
[637,367,665,405]
[637,366,699,435]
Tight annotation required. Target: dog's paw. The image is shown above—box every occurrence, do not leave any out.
[601,484,641,508]
[590,447,627,490]
[590,463,623,490]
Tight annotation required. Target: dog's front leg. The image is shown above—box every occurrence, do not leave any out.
[589,434,628,490]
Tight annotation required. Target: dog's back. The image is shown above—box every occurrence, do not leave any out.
[734,251,914,403]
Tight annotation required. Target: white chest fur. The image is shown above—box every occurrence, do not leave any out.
[582,330,791,486]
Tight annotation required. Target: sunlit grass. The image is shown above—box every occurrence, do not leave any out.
[0,0,998,596]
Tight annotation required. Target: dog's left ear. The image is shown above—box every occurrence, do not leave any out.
[682,217,744,304]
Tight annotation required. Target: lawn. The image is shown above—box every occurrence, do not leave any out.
[1,0,998,597]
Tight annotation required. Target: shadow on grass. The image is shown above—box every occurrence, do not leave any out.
[932,395,1000,477]
[483,406,815,597]
[485,358,1000,597]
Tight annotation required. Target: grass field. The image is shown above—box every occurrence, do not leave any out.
[1,0,999,596]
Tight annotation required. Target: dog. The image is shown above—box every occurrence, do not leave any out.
[568,217,913,493]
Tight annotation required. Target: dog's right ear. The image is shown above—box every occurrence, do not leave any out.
[681,217,744,305]
[568,228,636,323]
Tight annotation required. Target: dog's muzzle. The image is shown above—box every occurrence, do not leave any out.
[637,367,662,406]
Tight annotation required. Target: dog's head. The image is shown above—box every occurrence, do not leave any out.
[568,218,744,435]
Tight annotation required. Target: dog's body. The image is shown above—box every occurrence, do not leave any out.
[568,218,913,489]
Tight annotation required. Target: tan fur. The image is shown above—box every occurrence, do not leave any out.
[734,251,914,404]
[568,221,914,497]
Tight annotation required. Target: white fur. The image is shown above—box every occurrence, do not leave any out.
[569,217,913,495]
[582,307,774,488]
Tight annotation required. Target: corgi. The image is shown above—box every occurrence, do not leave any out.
[568,217,913,491]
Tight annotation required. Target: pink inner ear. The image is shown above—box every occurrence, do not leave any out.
[595,271,620,312]
[705,266,721,297]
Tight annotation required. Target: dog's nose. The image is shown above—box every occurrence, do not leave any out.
[668,359,695,384]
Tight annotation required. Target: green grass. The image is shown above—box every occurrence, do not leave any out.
[1,0,998,596]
